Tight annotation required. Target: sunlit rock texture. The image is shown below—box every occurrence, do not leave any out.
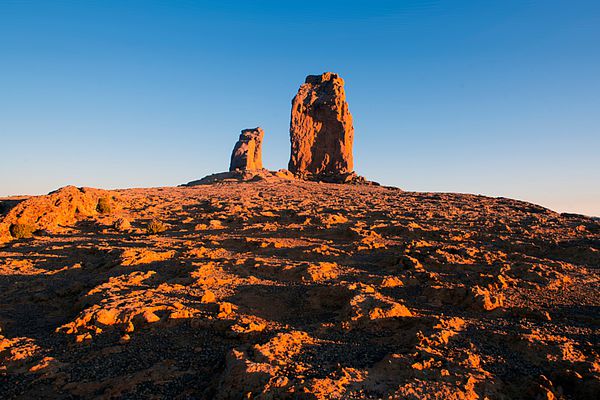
[229,127,264,172]
[289,72,354,179]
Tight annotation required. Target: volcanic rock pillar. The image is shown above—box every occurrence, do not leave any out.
[288,72,354,179]
[229,127,264,171]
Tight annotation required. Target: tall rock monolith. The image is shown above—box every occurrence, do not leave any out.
[288,72,354,180]
[229,127,264,172]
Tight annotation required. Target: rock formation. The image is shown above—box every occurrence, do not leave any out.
[229,127,264,172]
[288,72,354,180]
[0,186,116,244]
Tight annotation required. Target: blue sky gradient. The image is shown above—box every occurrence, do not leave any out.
[1,1,599,215]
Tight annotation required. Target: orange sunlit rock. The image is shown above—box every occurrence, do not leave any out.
[229,127,265,172]
[1,179,598,399]
[289,72,356,181]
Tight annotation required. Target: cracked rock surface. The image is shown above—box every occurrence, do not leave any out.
[0,182,598,399]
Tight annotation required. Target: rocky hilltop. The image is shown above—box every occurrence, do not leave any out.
[0,182,598,399]
[1,72,598,399]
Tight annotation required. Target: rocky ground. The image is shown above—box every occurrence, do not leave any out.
[0,178,598,399]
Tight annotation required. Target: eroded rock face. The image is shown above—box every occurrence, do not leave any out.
[0,186,116,243]
[229,127,264,172]
[289,72,354,179]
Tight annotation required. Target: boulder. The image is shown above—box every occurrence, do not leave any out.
[229,127,264,172]
[288,72,354,179]
[0,186,116,243]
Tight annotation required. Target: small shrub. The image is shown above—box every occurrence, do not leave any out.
[146,219,167,235]
[96,197,112,214]
[9,223,36,239]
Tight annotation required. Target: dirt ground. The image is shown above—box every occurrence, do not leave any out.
[0,179,598,399]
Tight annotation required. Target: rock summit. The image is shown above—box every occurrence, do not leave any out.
[188,73,371,186]
[288,72,355,181]
[229,127,264,172]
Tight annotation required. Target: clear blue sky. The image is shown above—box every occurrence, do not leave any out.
[1,1,599,216]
